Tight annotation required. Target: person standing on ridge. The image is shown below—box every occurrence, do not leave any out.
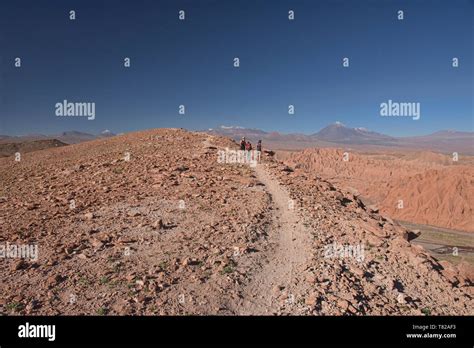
[245,141,252,162]
[245,141,252,151]
[240,137,246,151]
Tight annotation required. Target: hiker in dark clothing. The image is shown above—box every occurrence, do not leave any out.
[256,140,262,152]
[240,137,246,151]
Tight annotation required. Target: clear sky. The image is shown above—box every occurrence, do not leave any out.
[1,0,472,136]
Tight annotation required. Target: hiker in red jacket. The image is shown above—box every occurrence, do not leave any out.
[245,141,252,162]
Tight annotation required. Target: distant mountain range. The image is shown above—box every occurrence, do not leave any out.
[312,122,398,144]
[0,130,116,145]
[1,124,472,156]
[207,123,474,154]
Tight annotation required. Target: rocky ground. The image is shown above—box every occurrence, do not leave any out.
[0,128,472,315]
[256,161,473,315]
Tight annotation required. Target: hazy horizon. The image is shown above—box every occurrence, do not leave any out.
[2,121,473,138]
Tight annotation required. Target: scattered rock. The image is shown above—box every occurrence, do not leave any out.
[84,212,94,220]
[153,219,164,230]
[305,293,318,306]
[47,274,63,287]
[11,260,27,271]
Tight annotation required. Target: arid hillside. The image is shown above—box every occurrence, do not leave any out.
[0,129,472,315]
[0,139,68,157]
[285,148,474,232]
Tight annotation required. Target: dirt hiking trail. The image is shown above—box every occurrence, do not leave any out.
[233,163,313,315]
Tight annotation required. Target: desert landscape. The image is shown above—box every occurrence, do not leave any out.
[0,128,472,315]
[283,148,474,266]
[1,1,472,345]
[221,123,474,267]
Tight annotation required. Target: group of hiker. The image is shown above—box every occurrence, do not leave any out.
[239,137,262,152]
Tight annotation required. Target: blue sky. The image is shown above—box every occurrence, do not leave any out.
[1,0,472,136]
